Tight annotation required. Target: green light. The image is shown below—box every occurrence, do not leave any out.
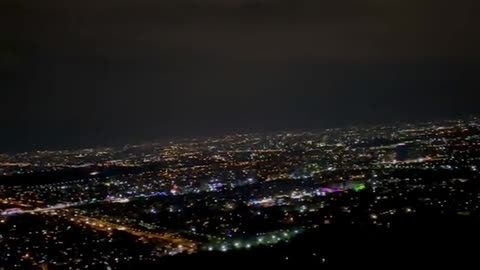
[353,184,366,192]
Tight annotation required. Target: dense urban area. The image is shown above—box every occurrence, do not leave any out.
[1,116,480,269]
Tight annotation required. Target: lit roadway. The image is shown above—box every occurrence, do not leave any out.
[1,199,198,255]
[51,210,198,255]
[1,201,91,216]
[1,192,161,216]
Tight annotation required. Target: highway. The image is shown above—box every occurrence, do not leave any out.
[52,210,198,255]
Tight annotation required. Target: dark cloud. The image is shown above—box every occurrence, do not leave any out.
[1,0,480,151]
[17,0,480,60]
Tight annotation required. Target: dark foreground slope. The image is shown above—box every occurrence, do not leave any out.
[128,212,479,269]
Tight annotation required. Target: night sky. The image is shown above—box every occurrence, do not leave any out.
[2,0,480,152]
